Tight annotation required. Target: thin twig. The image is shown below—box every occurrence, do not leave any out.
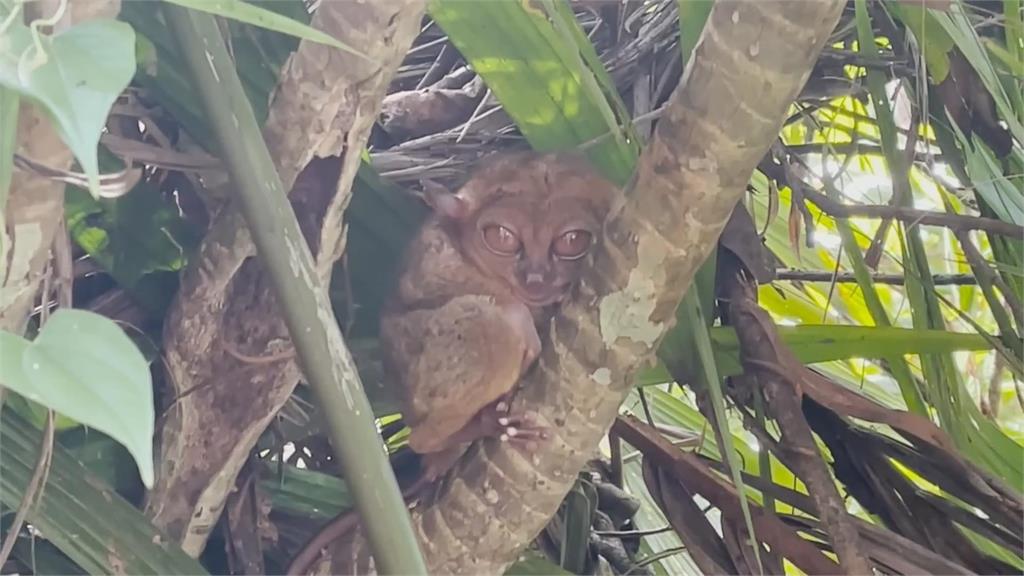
[954,231,1024,332]
[624,546,688,575]
[406,33,448,56]
[775,269,978,286]
[0,412,55,568]
[594,526,675,538]
[222,340,296,365]
[12,152,140,198]
[787,141,942,162]
[801,187,1024,238]
[982,354,1005,419]
[578,105,666,150]
[455,88,492,144]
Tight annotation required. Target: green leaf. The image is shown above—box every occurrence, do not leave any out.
[0,328,31,386]
[559,481,595,574]
[0,409,206,574]
[0,309,155,487]
[857,0,1023,485]
[0,86,16,220]
[1005,0,1024,111]
[983,37,1024,77]
[669,292,764,573]
[887,1,954,82]
[162,0,367,59]
[934,7,1024,146]
[261,462,352,520]
[710,325,993,376]
[10,538,86,576]
[134,25,158,76]
[429,0,639,183]
[677,0,713,70]
[65,175,200,292]
[60,428,143,498]
[0,86,13,291]
[0,14,135,199]
[5,393,79,431]
[122,0,303,144]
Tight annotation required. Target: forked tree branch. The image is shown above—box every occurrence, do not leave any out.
[328,1,850,573]
[145,0,427,557]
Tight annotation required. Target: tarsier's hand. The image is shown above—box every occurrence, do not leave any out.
[486,394,550,448]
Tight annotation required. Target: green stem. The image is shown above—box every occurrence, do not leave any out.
[162,5,426,574]
[0,87,17,286]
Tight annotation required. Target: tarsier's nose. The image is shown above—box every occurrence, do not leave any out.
[526,272,545,285]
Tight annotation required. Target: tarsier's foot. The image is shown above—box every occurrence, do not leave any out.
[481,396,550,449]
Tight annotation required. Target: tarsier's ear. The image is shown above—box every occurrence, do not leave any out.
[421,179,470,220]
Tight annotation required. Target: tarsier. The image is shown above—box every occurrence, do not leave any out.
[287,151,617,574]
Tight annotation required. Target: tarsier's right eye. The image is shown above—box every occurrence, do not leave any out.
[552,229,593,260]
[482,224,521,256]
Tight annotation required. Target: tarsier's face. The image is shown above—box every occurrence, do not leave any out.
[426,152,616,308]
[464,194,603,306]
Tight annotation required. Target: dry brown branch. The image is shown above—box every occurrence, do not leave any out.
[720,264,1022,573]
[615,416,840,575]
[725,273,874,574]
[640,459,738,574]
[802,401,1021,574]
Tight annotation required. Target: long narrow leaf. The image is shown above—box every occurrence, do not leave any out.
[0,410,207,574]
[428,0,639,182]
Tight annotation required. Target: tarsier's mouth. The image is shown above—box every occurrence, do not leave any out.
[516,284,569,307]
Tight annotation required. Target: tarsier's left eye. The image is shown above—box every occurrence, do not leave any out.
[482,224,522,256]
[552,230,593,260]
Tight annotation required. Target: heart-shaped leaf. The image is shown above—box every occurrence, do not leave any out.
[0,13,135,198]
[0,309,154,487]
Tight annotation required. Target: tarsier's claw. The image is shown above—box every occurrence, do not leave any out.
[478,396,550,449]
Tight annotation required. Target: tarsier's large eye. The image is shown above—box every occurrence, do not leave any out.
[482,224,522,256]
[552,230,593,260]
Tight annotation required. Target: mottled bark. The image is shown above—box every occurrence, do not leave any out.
[0,0,121,332]
[327,1,846,573]
[144,2,426,555]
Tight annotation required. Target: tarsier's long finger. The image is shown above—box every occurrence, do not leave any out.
[497,412,551,444]
[499,426,550,442]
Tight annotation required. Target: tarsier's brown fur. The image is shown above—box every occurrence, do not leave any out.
[382,150,617,476]
[287,151,617,574]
